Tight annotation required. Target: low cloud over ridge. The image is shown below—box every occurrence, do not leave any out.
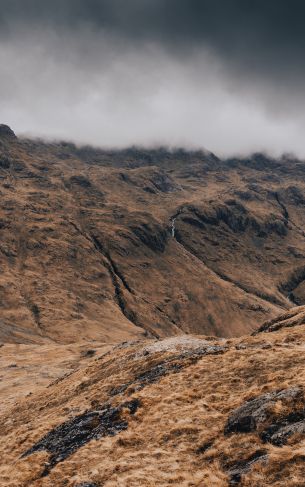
[1,0,305,156]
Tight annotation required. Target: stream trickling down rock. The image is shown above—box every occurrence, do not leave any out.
[171,218,176,238]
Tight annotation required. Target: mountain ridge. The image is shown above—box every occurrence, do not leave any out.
[1,126,305,343]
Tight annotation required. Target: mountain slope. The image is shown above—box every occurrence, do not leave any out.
[1,311,305,486]
[1,125,305,343]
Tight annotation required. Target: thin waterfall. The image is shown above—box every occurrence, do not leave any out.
[171,218,176,237]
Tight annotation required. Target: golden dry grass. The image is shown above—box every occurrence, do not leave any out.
[1,315,305,486]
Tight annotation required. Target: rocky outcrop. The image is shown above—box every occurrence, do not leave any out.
[177,200,287,237]
[130,220,169,252]
[279,266,305,301]
[0,124,17,139]
[0,154,11,169]
[255,306,305,334]
[23,399,140,477]
[225,387,305,446]
[281,186,305,206]
[69,175,92,188]
[225,450,268,485]
[147,169,179,193]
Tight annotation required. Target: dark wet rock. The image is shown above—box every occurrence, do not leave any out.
[69,175,92,188]
[283,186,305,206]
[110,361,183,396]
[208,203,249,232]
[181,216,206,229]
[119,172,130,183]
[225,387,303,434]
[126,398,141,415]
[247,183,264,193]
[61,144,217,169]
[287,245,305,259]
[136,362,183,385]
[181,344,227,359]
[0,124,17,139]
[0,154,11,169]
[265,216,288,236]
[81,349,96,358]
[143,185,157,194]
[225,387,305,446]
[110,383,130,396]
[12,160,26,172]
[261,413,305,446]
[111,345,227,397]
[287,291,303,306]
[178,201,286,238]
[234,190,262,202]
[255,307,305,335]
[149,170,178,193]
[226,450,268,485]
[235,342,272,351]
[196,440,214,454]
[130,221,168,252]
[22,399,140,476]
[119,168,179,194]
[75,483,99,487]
[280,266,305,296]
[226,153,279,172]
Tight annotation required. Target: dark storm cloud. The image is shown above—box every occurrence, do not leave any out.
[2,0,305,81]
[1,0,305,155]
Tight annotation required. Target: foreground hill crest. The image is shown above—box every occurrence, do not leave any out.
[1,313,305,485]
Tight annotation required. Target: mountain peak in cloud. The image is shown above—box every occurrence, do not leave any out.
[1,1,305,155]
[0,124,17,139]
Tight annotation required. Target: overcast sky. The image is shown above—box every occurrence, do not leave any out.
[1,0,305,156]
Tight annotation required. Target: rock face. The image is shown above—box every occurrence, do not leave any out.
[23,399,140,476]
[255,306,305,334]
[0,124,16,139]
[226,450,268,485]
[225,386,305,446]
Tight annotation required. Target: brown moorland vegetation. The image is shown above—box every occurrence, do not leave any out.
[1,308,305,486]
[1,125,305,485]
[1,125,305,343]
